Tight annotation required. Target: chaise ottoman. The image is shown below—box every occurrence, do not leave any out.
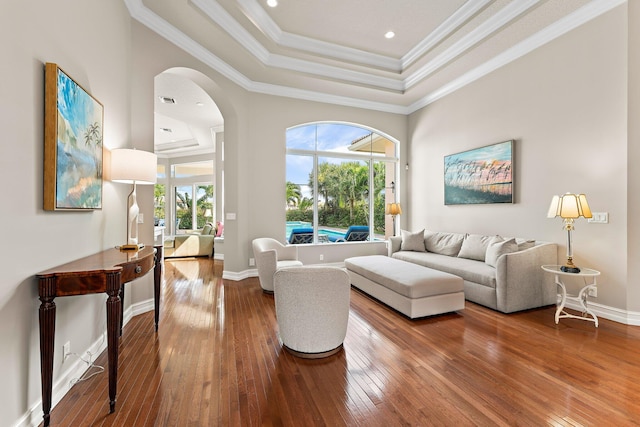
[344,255,465,319]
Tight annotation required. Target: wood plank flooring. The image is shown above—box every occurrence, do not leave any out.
[45,258,640,426]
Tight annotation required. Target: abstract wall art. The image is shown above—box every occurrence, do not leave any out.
[444,140,513,205]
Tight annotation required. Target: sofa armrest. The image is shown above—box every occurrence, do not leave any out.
[495,242,557,313]
[388,236,402,257]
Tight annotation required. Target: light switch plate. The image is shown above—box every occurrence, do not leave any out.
[588,212,608,224]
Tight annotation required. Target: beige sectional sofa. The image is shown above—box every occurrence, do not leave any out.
[388,230,557,313]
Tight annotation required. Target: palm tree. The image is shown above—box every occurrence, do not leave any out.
[83,122,103,176]
[286,181,302,207]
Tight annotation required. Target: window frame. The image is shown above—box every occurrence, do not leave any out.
[286,122,400,244]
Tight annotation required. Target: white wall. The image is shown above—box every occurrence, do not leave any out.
[0,2,155,425]
[407,5,630,312]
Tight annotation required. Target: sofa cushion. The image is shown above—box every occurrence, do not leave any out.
[424,231,464,256]
[400,229,426,252]
[485,238,519,267]
[457,234,496,261]
[392,251,497,289]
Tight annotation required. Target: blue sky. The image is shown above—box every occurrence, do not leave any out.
[286,123,371,186]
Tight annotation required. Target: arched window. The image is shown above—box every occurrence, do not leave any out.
[285,122,399,244]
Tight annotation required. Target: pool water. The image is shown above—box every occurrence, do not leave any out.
[285,221,346,241]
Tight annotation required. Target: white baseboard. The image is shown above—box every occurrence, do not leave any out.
[20,331,108,427]
[565,300,640,326]
[18,299,155,427]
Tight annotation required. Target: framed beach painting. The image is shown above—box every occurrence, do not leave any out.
[44,63,103,210]
[444,140,513,205]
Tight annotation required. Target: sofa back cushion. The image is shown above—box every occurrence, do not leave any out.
[516,238,536,251]
[201,223,213,235]
[458,234,497,261]
[400,229,426,252]
[424,231,464,256]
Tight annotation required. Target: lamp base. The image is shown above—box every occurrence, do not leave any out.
[119,243,145,251]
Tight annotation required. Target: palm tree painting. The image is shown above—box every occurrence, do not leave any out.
[444,140,513,205]
[44,63,104,210]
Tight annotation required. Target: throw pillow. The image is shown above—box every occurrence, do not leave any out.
[458,234,497,261]
[485,238,519,268]
[400,229,426,252]
[201,224,213,235]
[516,239,536,251]
[424,231,465,256]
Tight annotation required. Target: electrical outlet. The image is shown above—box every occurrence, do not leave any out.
[63,341,71,362]
[588,287,597,298]
[319,254,324,261]
[249,258,255,266]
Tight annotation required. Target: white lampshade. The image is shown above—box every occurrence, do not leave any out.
[111,148,157,185]
[547,193,592,219]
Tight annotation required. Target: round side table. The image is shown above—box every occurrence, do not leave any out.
[541,265,601,327]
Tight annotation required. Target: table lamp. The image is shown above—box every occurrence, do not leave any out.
[111,148,157,251]
[547,193,592,273]
[386,202,402,236]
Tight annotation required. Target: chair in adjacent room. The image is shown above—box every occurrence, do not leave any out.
[273,266,351,358]
[252,237,303,293]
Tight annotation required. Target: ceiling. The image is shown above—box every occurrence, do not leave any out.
[135,0,622,156]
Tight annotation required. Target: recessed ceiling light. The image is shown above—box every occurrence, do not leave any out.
[196,102,204,107]
[267,0,278,7]
[385,31,395,39]
[159,96,176,104]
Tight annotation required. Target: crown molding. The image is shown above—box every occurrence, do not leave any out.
[405,0,540,89]
[266,54,404,92]
[406,0,626,113]
[127,0,626,115]
[191,0,404,89]
[401,0,493,69]
[236,0,401,71]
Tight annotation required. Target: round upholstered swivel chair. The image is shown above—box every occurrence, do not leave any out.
[273,266,350,358]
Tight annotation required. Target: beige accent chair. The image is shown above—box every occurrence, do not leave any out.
[274,266,351,358]
[252,238,302,293]
[164,222,216,258]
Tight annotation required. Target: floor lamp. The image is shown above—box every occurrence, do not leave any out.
[111,148,157,251]
[547,193,592,273]
[386,203,402,236]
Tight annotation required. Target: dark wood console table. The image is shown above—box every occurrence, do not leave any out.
[36,245,163,427]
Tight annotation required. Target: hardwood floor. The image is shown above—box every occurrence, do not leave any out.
[46,258,640,426]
